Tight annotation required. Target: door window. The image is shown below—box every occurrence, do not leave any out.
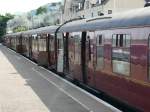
[49,34,55,52]
[57,33,64,72]
[86,32,94,68]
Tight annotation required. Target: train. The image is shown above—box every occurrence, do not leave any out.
[3,7,150,112]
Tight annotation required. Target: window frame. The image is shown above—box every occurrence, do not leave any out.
[49,34,55,52]
[38,35,47,52]
[112,34,131,48]
[95,33,105,70]
[112,33,131,76]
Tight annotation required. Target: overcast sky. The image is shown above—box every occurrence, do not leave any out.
[0,0,62,15]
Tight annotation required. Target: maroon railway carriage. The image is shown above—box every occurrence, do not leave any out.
[21,29,36,58]
[4,32,22,52]
[35,26,58,69]
[3,34,11,47]
[21,26,59,69]
[58,8,150,111]
[5,26,60,71]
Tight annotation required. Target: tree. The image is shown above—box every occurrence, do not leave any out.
[5,13,14,20]
[36,7,47,15]
[0,13,14,41]
[13,26,27,33]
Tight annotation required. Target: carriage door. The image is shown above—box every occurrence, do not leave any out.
[131,34,147,81]
[63,33,69,75]
[68,32,83,81]
[86,32,95,87]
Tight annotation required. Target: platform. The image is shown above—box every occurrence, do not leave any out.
[0,44,121,112]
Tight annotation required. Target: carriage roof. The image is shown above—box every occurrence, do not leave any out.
[5,32,22,37]
[5,7,150,37]
[59,7,150,32]
[22,25,58,35]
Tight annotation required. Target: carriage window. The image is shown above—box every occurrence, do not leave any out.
[126,34,131,47]
[112,35,116,47]
[112,34,131,76]
[39,38,43,51]
[113,34,130,47]
[32,35,38,51]
[49,35,55,52]
[74,34,81,64]
[97,35,104,45]
[39,35,46,51]
[96,34,104,70]
[57,33,64,49]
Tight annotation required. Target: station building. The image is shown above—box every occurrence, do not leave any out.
[62,0,147,22]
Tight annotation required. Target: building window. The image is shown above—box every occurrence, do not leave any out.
[78,3,82,10]
[112,34,131,76]
[86,1,89,9]
[77,2,84,11]
[108,10,112,14]
[91,12,94,17]
[91,0,102,7]
[98,11,104,16]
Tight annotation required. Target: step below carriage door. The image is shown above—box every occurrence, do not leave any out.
[86,31,95,87]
